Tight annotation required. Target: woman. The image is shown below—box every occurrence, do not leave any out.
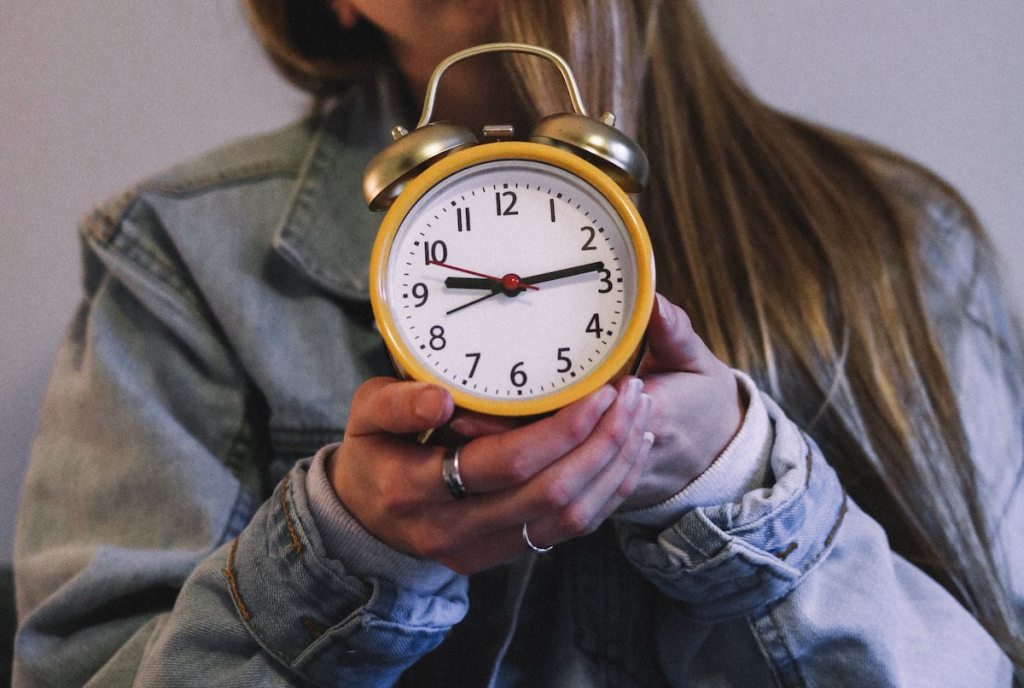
[14,0,1023,685]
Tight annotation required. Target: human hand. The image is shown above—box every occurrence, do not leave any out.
[327,374,652,574]
[616,293,745,512]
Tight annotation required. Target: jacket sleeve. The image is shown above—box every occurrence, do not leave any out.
[13,194,465,687]
[617,200,1023,684]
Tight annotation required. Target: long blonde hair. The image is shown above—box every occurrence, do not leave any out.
[246,0,1023,672]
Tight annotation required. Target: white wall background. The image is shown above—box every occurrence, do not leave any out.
[2,2,1021,565]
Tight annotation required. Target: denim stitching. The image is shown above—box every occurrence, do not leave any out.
[748,609,807,688]
[803,445,813,487]
[646,479,849,623]
[223,537,252,623]
[81,160,296,246]
[81,192,191,310]
[137,161,298,198]
[279,473,304,556]
[106,230,202,317]
[81,162,298,316]
[82,195,208,326]
[80,187,140,243]
[685,500,850,624]
[822,493,848,548]
[740,490,850,614]
[725,434,812,537]
[106,216,179,282]
[301,617,326,641]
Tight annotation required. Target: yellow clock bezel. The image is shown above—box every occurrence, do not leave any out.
[369,141,655,416]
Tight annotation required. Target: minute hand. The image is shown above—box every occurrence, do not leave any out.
[520,261,605,286]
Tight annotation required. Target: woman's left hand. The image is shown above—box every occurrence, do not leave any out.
[616,292,745,511]
[454,292,744,514]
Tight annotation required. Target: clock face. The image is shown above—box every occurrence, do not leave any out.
[373,146,652,415]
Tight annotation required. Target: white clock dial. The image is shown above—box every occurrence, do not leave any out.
[381,159,640,405]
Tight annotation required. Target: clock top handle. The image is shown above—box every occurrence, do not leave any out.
[416,42,589,126]
[363,42,648,211]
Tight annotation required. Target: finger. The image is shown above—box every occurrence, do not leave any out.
[584,400,656,524]
[345,377,454,437]
[638,293,717,376]
[433,521,528,575]
[524,391,653,548]
[419,393,654,572]
[453,384,618,494]
[592,392,655,512]
[419,413,655,575]
[448,410,523,439]
[454,376,645,538]
[526,378,647,516]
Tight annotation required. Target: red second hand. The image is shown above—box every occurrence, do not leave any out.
[428,260,539,290]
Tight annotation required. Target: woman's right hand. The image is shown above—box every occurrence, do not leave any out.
[327,375,652,574]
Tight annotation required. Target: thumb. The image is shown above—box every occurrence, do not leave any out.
[346,377,454,437]
[638,293,717,376]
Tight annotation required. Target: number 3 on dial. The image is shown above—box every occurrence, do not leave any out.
[370,142,654,416]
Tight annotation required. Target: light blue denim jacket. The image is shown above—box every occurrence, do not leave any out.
[14,78,1024,687]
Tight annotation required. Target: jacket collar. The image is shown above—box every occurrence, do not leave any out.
[272,76,406,302]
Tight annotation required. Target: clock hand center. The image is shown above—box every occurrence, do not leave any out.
[500,273,525,295]
[445,273,532,315]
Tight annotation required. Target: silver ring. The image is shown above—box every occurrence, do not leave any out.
[522,523,553,553]
[441,445,468,499]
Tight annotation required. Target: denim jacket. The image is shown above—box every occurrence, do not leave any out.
[14,77,1024,687]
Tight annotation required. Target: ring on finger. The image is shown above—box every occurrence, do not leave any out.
[522,523,553,553]
[441,445,468,500]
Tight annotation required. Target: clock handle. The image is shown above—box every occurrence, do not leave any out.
[363,42,649,210]
[365,43,586,211]
[415,42,589,126]
[418,43,648,192]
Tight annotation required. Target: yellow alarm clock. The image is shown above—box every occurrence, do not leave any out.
[364,43,654,417]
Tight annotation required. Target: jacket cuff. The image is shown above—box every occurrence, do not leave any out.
[226,457,467,685]
[616,370,773,527]
[306,444,463,595]
[618,393,847,622]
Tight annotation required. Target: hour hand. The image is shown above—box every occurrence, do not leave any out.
[444,276,497,290]
[443,274,539,292]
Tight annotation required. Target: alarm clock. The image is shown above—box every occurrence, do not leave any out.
[364,43,654,417]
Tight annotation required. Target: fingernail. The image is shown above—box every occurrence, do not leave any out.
[595,385,617,413]
[449,417,476,436]
[415,386,448,422]
[657,293,675,326]
[625,377,644,411]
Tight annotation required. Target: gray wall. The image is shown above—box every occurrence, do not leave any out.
[2,2,1021,564]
